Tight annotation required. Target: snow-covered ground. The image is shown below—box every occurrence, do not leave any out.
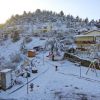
[0,37,100,100]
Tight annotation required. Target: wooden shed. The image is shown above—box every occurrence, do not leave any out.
[27,50,36,57]
[0,69,12,90]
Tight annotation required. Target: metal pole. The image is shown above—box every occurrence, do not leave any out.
[80,64,81,77]
[27,72,28,94]
[43,53,44,65]
[43,51,45,65]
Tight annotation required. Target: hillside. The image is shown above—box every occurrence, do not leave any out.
[0,9,98,37]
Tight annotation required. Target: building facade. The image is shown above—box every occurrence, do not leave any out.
[75,30,100,51]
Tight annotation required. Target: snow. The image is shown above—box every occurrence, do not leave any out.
[26,37,46,50]
[75,34,100,37]
[0,37,100,100]
[0,68,12,73]
[0,39,23,61]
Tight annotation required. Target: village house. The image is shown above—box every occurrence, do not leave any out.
[75,30,100,51]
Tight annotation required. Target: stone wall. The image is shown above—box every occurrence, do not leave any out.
[64,53,100,70]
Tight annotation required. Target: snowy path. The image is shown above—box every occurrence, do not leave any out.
[8,63,56,99]
[9,65,49,94]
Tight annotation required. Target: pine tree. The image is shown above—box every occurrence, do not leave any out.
[11,30,20,42]
[60,11,64,16]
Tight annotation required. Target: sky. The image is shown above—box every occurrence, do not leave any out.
[0,0,100,24]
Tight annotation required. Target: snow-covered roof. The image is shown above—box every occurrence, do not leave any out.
[75,34,100,37]
[84,30,100,34]
[0,69,12,73]
[75,30,100,37]
[28,49,36,52]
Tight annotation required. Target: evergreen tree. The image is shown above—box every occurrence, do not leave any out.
[84,18,89,24]
[35,9,41,14]
[11,30,20,42]
[60,11,64,16]
[76,16,79,22]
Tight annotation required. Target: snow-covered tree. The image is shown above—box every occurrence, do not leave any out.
[59,11,64,16]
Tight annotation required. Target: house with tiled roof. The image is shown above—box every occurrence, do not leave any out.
[75,30,100,51]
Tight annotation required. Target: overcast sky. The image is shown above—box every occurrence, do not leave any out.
[0,0,100,24]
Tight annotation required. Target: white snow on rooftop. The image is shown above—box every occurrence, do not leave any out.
[75,34,100,37]
[0,68,12,73]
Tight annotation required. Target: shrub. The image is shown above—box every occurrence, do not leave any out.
[11,31,20,42]
[4,62,17,70]
[24,36,32,43]
[0,56,17,70]
[10,53,22,63]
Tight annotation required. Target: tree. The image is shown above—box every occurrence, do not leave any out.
[11,30,20,42]
[15,14,20,19]
[28,11,32,17]
[70,15,74,21]
[76,16,80,22]
[0,24,4,29]
[60,11,64,16]
[23,11,27,16]
[35,9,41,14]
[89,19,95,26]
[84,18,89,24]
[99,19,100,23]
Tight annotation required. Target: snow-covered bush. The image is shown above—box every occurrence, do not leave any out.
[10,53,22,63]
[0,56,17,70]
[11,31,20,42]
[4,62,17,70]
[24,36,32,43]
